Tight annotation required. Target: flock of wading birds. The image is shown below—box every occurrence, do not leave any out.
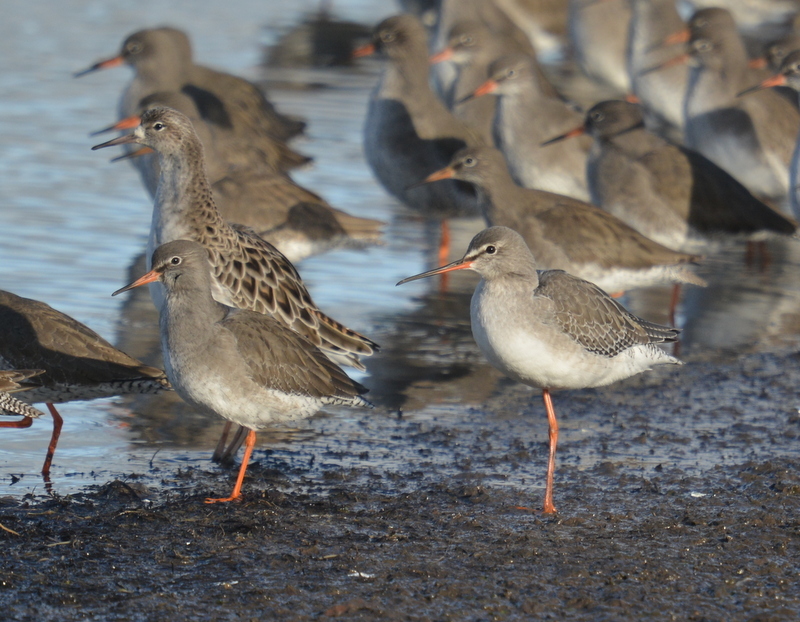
[3,3,800,514]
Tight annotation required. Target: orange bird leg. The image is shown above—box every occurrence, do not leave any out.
[542,389,558,514]
[41,403,64,477]
[206,428,256,504]
[0,416,34,429]
[212,421,234,462]
[438,220,451,291]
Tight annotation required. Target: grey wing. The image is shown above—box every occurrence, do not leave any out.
[221,311,370,406]
[537,271,679,357]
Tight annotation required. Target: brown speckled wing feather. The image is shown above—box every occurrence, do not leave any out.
[220,310,370,406]
[537,271,680,357]
[204,227,378,368]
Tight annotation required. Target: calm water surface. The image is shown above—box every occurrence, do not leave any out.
[2,0,800,497]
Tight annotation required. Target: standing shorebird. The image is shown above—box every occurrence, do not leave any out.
[355,14,483,265]
[420,146,706,295]
[93,93,383,264]
[460,53,591,201]
[398,227,681,513]
[93,106,378,462]
[115,240,371,503]
[547,100,797,250]
[75,27,305,147]
[0,290,171,478]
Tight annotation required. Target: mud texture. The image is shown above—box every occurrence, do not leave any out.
[4,342,800,621]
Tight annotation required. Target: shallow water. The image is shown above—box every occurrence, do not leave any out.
[3,0,800,500]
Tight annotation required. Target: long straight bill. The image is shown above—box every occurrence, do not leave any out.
[396,259,474,285]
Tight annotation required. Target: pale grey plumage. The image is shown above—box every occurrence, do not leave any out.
[684,8,800,204]
[134,240,370,431]
[397,226,681,514]
[480,53,590,200]
[627,0,688,138]
[430,146,706,292]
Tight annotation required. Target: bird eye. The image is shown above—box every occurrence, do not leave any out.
[126,42,143,55]
[153,122,165,131]
[463,157,476,167]
[485,245,496,254]
[693,17,707,29]
[591,111,604,122]
[460,35,473,45]
[380,31,396,43]
[693,39,712,53]
[170,256,182,265]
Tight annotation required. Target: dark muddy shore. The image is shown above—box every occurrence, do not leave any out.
[4,343,800,621]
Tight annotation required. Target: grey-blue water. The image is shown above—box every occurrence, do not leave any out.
[3,0,800,498]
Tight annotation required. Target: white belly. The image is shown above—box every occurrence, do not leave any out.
[469,281,678,391]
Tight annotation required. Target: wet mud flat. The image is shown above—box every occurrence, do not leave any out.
[4,344,800,620]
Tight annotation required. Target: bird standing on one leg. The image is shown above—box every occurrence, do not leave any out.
[398,227,681,513]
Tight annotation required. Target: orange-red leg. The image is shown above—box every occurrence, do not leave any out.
[41,403,63,478]
[758,241,771,271]
[206,428,256,504]
[0,416,34,429]
[438,220,451,292]
[438,220,451,267]
[542,389,558,514]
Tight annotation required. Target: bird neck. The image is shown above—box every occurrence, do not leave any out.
[153,146,227,243]
[161,285,228,352]
[628,0,684,59]
[602,125,659,157]
[379,52,436,101]
[471,167,529,220]
[686,44,749,112]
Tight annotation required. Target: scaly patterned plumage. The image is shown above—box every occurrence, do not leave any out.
[115,240,370,503]
[93,107,378,370]
[0,370,46,420]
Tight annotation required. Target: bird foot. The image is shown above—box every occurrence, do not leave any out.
[204,494,242,504]
[514,504,557,515]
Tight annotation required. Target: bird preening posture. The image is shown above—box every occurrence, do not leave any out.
[398,227,681,513]
[114,240,372,503]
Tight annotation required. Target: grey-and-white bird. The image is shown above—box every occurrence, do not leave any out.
[398,226,681,513]
[114,240,372,503]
